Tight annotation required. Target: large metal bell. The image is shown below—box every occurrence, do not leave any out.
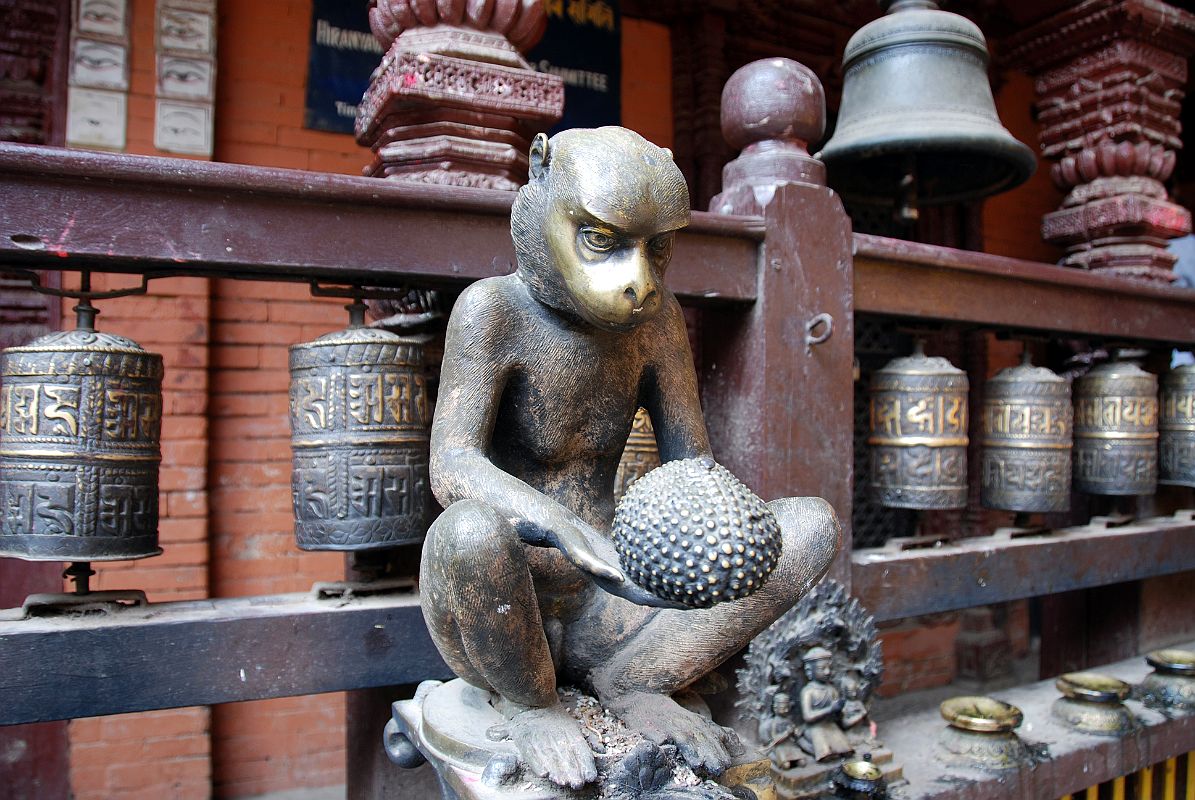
[819,0,1036,209]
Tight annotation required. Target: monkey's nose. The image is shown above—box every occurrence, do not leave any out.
[623,285,657,310]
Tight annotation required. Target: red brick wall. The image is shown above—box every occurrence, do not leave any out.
[208,280,346,798]
[64,274,214,800]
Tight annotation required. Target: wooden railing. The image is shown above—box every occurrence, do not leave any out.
[2,142,1194,795]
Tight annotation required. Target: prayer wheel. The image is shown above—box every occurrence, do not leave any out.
[289,304,432,550]
[614,407,661,500]
[1160,365,1195,487]
[868,342,969,509]
[981,356,1072,513]
[0,303,163,561]
[1073,359,1158,496]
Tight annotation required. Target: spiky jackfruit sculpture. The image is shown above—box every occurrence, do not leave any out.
[611,457,782,609]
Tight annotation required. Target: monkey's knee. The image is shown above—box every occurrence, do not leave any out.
[423,499,523,583]
[763,497,842,598]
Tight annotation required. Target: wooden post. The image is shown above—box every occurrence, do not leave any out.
[701,58,855,586]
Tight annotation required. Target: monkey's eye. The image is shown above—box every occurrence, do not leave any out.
[580,227,616,252]
[649,234,674,257]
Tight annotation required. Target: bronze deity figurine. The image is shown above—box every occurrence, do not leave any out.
[418,126,840,791]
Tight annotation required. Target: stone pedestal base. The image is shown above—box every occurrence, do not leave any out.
[385,679,778,799]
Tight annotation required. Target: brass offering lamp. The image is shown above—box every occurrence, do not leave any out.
[1073,353,1158,498]
[830,755,888,799]
[1052,672,1138,736]
[288,284,433,554]
[936,693,1032,770]
[1160,365,1195,488]
[819,0,1035,222]
[981,348,1073,517]
[1137,649,1195,712]
[868,340,969,510]
[937,696,1033,771]
[0,271,162,610]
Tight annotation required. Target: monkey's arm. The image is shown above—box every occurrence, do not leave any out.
[642,297,713,463]
[430,281,681,608]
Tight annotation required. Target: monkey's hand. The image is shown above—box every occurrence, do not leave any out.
[527,519,687,610]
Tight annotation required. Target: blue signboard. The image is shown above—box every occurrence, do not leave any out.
[527,0,621,132]
[304,1,381,134]
[303,0,621,135]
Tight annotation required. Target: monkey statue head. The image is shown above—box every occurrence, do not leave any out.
[511,127,691,331]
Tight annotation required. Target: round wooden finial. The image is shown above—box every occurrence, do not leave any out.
[720,58,826,153]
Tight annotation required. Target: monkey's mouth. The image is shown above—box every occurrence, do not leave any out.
[584,303,658,331]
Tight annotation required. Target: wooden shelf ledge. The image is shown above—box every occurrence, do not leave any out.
[882,640,1195,799]
[852,512,1195,622]
[0,588,451,726]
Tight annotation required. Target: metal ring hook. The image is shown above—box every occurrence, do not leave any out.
[805,312,834,353]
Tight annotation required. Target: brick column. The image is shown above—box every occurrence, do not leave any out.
[1006,0,1195,282]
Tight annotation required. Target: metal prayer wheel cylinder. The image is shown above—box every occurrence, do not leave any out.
[981,358,1072,513]
[868,343,969,509]
[1073,360,1158,496]
[614,407,661,500]
[1160,365,1195,487]
[289,324,432,551]
[0,327,163,561]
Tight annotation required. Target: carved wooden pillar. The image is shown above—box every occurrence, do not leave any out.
[357,0,564,188]
[1006,0,1195,282]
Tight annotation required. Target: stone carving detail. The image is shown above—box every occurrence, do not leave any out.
[0,328,163,561]
[737,580,885,797]
[1005,0,1195,282]
[356,0,564,188]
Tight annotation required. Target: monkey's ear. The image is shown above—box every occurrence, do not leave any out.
[529,133,550,179]
[662,147,674,160]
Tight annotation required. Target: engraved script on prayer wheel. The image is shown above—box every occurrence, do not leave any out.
[1160,365,1195,487]
[0,327,163,561]
[614,407,661,500]
[289,324,432,551]
[1073,360,1158,496]
[981,356,1073,513]
[869,342,969,509]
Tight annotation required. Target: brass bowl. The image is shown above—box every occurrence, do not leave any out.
[1056,672,1131,703]
[1145,649,1195,676]
[940,696,1023,732]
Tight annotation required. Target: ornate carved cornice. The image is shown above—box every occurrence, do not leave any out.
[1004,0,1195,72]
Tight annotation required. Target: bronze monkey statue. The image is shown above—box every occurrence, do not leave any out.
[422,126,840,789]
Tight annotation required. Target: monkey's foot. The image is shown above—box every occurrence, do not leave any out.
[487,701,598,789]
[601,690,744,776]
